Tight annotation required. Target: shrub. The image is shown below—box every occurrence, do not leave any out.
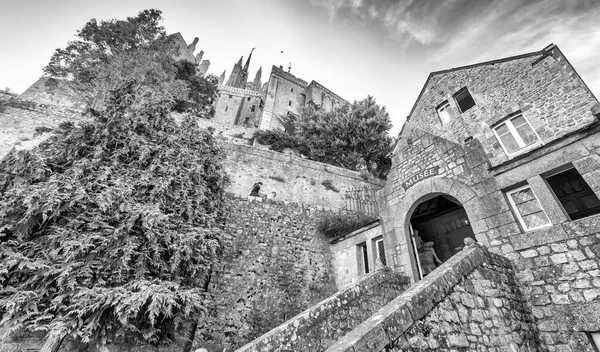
[316,212,378,240]
[253,130,302,153]
[321,179,339,193]
[268,175,285,183]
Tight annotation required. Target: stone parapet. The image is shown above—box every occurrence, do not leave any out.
[324,242,540,351]
[235,269,410,352]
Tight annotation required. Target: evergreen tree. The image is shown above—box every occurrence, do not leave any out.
[0,9,229,351]
[296,96,393,178]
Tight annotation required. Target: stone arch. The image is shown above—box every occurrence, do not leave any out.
[387,176,483,280]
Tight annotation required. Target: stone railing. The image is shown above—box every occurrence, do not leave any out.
[324,240,541,351]
[235,269,410,352]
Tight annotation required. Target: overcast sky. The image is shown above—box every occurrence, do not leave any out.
[1,0,599,134]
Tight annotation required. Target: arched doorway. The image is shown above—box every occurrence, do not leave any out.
[408,194,476,279]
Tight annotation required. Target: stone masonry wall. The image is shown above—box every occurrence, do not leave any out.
[236,269,410,352]
[324,242,541,352]
[508,220,600,351]
[197,196,343,351]
[222,142,383,210]
[0,101,86,160]
[404,46,598,167]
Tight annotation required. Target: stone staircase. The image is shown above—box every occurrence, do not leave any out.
[236,241,541,352]
[235,268,411,352]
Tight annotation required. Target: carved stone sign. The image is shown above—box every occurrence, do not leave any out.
[402,167,439,191]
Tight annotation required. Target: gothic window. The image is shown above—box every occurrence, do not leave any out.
[436,100,456,125]
[546,168,600,221]
[506,185,551,231]
[453,87,475,113]
[357,242,369,274]
[493,114,541,157]
[321,93,325,104]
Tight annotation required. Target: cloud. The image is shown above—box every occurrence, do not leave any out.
[310,0,600,95]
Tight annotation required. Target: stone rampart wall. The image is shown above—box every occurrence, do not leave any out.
[222,143,384,210]
[0,102,86,160]
[236,268,410,352]
[200,196,351,350]
[325,243,541,352]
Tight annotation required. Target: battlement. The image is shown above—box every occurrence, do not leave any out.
[217,85,263,98]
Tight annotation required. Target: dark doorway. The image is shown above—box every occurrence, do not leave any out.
[410,195,476,277]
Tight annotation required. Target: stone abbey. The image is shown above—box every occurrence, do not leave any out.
[2,35,600,352]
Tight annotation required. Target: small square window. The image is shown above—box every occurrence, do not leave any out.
[247,97,251,101]
[357,242,369,274]
[493,114,541,157]
[228,95,232,98]
[436,100,456,124]
[291,88,294,93]
[506,185,551,231]
[454,88,475,113]
[546,168,600,221]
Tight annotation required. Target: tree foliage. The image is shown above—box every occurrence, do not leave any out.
[0,9,229,349]
[254,96,394,178]
[43,9,216,115]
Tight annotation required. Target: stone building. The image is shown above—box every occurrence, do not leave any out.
[213,56,346,130]
[325,43,600,351]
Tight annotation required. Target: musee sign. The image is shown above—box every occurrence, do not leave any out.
[402,167,439,191]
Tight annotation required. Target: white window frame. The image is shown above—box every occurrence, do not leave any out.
[506,185,551,232]
[436,100,455,125]
[492,114,542,158]
[374,238,386,267]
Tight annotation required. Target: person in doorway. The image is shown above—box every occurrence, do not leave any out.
[249,182,263,197]
[414,230,443,265]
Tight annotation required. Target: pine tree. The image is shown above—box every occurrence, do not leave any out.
[0,9,229,350]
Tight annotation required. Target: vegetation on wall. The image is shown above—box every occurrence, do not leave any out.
[321,179,339,192]
[253,96,394,179]
[316,212,378,241]
[0,9,229,352]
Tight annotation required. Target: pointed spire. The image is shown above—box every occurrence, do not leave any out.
[244,48,256,72]
[253,67,262,92]
[218,70,226,85]
[236,56,243,67]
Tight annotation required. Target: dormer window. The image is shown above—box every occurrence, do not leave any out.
[436,100,456,124]
[454,88,475,113]
[492,113,541,157]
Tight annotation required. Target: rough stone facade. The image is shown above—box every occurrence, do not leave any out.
[221,142,383,210]
[236,268,410,352]
[198,196,351,350]
[0,102,86,160]
[374,44,600,350]
[324,243,540,352]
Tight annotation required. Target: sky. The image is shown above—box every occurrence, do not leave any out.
[1,0,599,135]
